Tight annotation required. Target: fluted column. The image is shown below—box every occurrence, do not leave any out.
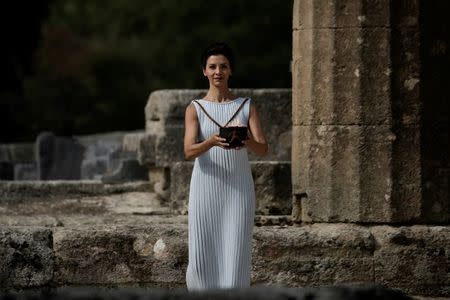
[292,0,427,223]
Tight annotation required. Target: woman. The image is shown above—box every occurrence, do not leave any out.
[184,42,268,290]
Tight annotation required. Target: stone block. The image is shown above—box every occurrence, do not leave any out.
[108,148,137,175]
[389,125,422,222]
[0,223,448,296]
[77,131,138,180]
[292,0,427,225]
[152,167,170,202]
[122,131,146,153]
[170,162,192,215]
[390,18,421,128]
[101,159,148,184]
[138,128,185,168]
[293,27,391,126]
[292,124,423,223]
[53,226,188,285]
[145,90,206,134]
[252,224,375,286]
[76,131,128,153]
[148,167,169,190]
[248,90,292,162]
[170,161,292,216]
[293,0,390,30]
[0,227,54,287]
[251,161,292,215]
[254,215,292,227]
[155,126,185,167]
[36,132,85,180]
[81,159,107,180]
[137,134,156,166]
[0,181,152,202]
[14,163,37,180]
[372,225,450,296]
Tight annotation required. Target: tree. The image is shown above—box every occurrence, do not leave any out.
[3,0,292,142]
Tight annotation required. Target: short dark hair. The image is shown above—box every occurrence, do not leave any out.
[201,42,235,70]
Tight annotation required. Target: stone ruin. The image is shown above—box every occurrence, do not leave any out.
[140,89,292,217]
[0,130,148,182]
[0,0,449,298]
[0,89,292,218]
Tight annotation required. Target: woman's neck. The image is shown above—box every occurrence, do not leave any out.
[204,86,234,103]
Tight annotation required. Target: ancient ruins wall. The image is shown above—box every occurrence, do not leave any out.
[292,0,448,223]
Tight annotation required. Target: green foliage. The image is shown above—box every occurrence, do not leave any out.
[6,0,292,141]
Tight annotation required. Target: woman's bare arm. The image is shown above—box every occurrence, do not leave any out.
[184,103,229,160]
[242,102,268,156]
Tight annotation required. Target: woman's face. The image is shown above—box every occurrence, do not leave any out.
[203,55,232,87]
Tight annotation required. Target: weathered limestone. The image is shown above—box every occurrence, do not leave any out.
[252,224,375,286]
[1,183,448,296]
[101,159,148,184]
[293,0,390,29]
[36,132,85,180]
[251,162,292,215]
[170,161,292,215]
[0,222,447,296]
[292,125,421,222]
[0,180,152,202]
[167,161,204,213]
[372,225,450,296]
[291,0,432,223]
[98,151,149,184]
[53,225,187,286]
[1,131,148,181]
[77,131,143,180]
[0,227,54,288]
[122,132,147,153]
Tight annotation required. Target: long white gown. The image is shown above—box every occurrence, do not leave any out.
[186,97,255,290]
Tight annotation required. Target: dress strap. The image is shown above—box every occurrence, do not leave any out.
[193,98,249,128]
[192,100,222,128]
[224,98,249,127]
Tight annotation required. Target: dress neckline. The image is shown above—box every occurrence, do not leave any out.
[198,97,242,105]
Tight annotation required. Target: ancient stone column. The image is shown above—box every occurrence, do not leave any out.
[291,0,445,223]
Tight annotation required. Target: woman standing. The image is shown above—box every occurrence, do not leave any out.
[184,42,268,290]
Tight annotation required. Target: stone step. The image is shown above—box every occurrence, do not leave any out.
[0,180,153,202]
[0,182,291,227]
[254,215,292,227]
[0,221,448,297]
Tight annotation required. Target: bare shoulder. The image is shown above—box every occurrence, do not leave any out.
[185,102,197,116]
[249,100,260,115]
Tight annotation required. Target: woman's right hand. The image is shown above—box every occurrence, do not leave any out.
[207,134,229,149]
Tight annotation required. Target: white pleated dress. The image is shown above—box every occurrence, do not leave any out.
[186,97,256,290]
